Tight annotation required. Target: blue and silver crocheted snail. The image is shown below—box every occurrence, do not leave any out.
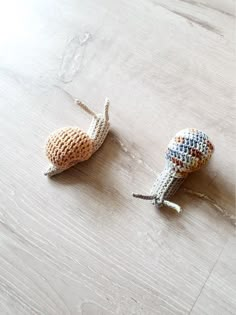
[133,128,214,212]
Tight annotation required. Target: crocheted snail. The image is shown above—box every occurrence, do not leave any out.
[133,128,214,212]
[45,98,110,177]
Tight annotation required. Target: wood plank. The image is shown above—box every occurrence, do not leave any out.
[0,0,235,314]
[191,235,236,315]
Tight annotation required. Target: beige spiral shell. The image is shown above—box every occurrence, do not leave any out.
[46,127,94,170]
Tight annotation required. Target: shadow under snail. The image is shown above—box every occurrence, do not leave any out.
[45,98,110,177]
[133,128,214,212]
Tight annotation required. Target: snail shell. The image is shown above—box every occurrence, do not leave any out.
[166,128,214,176]
[46,127,94,170]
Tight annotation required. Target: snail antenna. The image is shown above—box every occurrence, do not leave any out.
[132,193,182,213]
[75,99,97,118]
[132,193,156,200]
[104,98,110,122]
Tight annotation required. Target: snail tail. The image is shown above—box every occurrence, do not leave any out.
[163,200,182,213]
[44,165,64,177]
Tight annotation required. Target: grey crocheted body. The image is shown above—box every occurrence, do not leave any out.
[150,169,186,206]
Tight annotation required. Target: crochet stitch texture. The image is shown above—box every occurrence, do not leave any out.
[46,127,94,170]
[133,128,214,212]
[45,98,110,177]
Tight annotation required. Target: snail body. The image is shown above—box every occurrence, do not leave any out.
[133,128,214,212]
[45,98,110,177]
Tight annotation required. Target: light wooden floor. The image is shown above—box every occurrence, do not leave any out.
[0,0,235,314]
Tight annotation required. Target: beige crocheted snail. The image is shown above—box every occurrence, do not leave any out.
[45,98,110,177]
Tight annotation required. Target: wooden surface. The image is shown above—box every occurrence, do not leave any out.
[0,0,235,314]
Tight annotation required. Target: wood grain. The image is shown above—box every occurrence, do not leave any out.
[191,235,236,315]
[0,0,235,314]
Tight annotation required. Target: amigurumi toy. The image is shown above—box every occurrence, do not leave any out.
[45,98,110,177]
[133,128,214,212]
